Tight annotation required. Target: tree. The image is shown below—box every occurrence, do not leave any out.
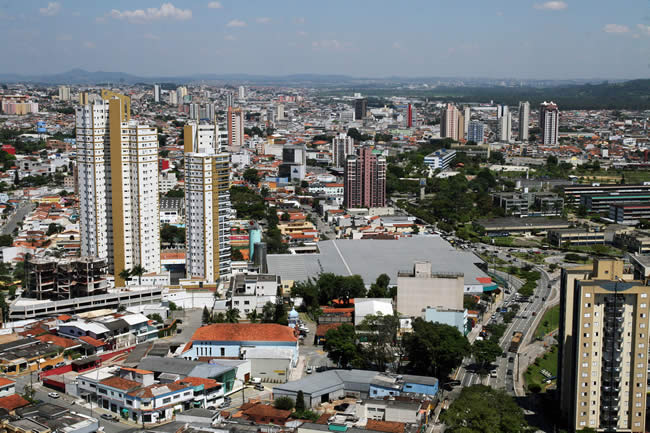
[441,385,528,433]
[0,235,12,247]
[46,223,63,236]
[336,275,366,305]
[357,313,399,371]
[323,324,360,367]
[231,249,244,261]
[280,212,291,222]
[243,168,260,184]
[165,188,184,198]
[161,224,186,245]
[367,274,391,298]
[472,339,503,371]
[118,268,131,284]
[130,265,146,285]
[274,396,294,410]
[225,308,240,323]
[247,310,259,323]
[168,301,178,311]
[202,306,211,324]
[147,313,164,323]
[295,390,305,412]
[262,301,276,323]
[404,318,470,379]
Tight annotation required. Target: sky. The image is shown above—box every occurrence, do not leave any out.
[1,0,649,80]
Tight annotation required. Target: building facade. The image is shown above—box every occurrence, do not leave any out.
[396,261,464,317]
[184,121,232,282]
[467,121,485,144]
[440,104,460,141]
[344,147,386,209]
[518,101,530,141]
[227,106,244,151]
[540,101,559,145]
[332,133,354,168]
[424,149,456,171]
[558,260,650,432]
[76,91,160,285]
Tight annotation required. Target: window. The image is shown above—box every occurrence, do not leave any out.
[220,348,225,356]
[585,293,591,298]
[163,397,171,404]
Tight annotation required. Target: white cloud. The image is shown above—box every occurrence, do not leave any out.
[207,1,222,8]
[294,17,305,25]
[256,17,271,24]
[109,3,192,23]
[533,1,567,11]
[224,34,236,41]
[144,33,160,40]
[40,2,61,16]
[226,19,246,27]
[83,41,95,49]
[638,24,650,36]
[603,24,629,34]
[56,34,73,41]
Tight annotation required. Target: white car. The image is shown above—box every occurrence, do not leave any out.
[490,370,497,378]
[306,366,313,374]
[48,392,60,399]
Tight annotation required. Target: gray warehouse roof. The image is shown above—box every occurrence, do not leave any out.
[267,237,487,286]
[138,357,234,379]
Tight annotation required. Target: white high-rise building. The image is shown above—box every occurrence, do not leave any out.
[154,84,160,103]
[518,101,530,142]
[467,121,485,144]
[76,91,160,286]
[498,106,512,142]
[177,86,188,102]
[276,104,285,121]
[540,101,559,146]
[332,133,354,168]
[58,86,70,101]
[169,91,178,105]
[184,121,231,282]
[238,86,246,100]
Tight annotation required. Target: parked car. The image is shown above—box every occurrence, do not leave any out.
[55,362,65,368]
[306,366,313,374]
[48,392,60,399]
[42,365,53,371]
[254,383,265,391]
[249,377,261,384]
[490,369,498,378]
[100,414,116,421]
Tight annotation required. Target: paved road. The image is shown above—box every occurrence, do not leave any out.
[14,373,125,433]
[1,201,34,235]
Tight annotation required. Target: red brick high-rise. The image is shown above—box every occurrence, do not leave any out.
[344,147,386,209]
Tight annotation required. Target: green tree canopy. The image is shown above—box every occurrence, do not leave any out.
[441,385,528,433]
[323,323,360,367]
[404,318,470,379]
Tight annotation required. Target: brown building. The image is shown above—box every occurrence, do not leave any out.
[558,259,650,432]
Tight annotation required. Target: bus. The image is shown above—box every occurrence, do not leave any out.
[509,332,523,352]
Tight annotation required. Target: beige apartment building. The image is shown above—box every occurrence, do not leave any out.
[559,259,649,432]
[396,261,463,317]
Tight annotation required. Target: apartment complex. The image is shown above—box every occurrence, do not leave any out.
[497,105,512,142]
[467,121,485,144]
[440,104,463,141]
[518,101,530,141]
[354,96,367,120]
[227,106,244,151]
[25,256,108,300]
[76,91,160,285]
[558,260,650,432]
[332,133,354,168]
[344,147,386,209]
[540,101,560,145]
[184,121,232,282]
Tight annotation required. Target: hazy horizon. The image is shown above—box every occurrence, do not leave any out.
[1,1,649,80]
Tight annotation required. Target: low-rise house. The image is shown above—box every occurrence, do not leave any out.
[239,402,292,425]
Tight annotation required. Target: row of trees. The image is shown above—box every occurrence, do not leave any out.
[291,273,367,313]
[202,300,288,325]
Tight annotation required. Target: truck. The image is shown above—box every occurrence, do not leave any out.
[509,332,523,353]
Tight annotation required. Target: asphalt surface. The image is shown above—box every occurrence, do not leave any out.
[1,201,34,235]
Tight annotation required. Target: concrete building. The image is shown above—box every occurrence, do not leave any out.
[184,121,232,282]
[498,105,512,142]
[609,204,650,225]
[548,229,606,247]
[153,84,160,103]
[25,256,108,301]
[558,260,650,432]
[354,298,393,326]
[440,104,460,141]
[564,184,650,205]
[344,147,386,209]
[354,97,368,120]
[228,273,280,317]
[396,261,464,318]
[332,133,354,168]
[518,101,530,141]
[424,307,467,335]
[58,86,70,101]
[540,101,559,145]
[76,91,160,285]
[227,106,244,151]
[279,144,307,182]
[467,121,485,144]
[424,149,456,171]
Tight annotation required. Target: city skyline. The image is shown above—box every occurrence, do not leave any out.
[0,1,649,79]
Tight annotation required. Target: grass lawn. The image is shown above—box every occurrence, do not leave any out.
[568,244,624,257]
[534,305,560,339]
[478,253,508,265]
[481,236,513,247]
[524,345,558,393]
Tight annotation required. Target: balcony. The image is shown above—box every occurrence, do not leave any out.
[605,306,625,315]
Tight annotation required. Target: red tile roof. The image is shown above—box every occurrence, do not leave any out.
[36,334,80,349]
[0,394,30,411]
[0,378,14,387]
[177,377,222,390]
[316,323,343,336]
[119,367,153,375]
[189,324,298,343]
[100,376,141,391]
[79,336,105,347]
[366,420,406,433]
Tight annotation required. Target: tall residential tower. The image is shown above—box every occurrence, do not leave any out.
[344,147,386,209]
[540,101,559,145]
[76,91,160,286]
[518,101,530,142]
[332,133,354,168]
[227,106,244,151]
[184,122,231,282]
